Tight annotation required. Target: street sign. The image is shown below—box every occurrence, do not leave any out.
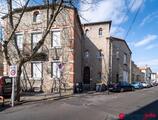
[9,65,17,107]
[9,65,17,77]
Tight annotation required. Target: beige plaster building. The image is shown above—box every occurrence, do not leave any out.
[82,21,111,89]
[2,5,83,93]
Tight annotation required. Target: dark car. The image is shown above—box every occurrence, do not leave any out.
[0,76,12,97]
[110,81,135,92]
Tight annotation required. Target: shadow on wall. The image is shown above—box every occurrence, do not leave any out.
[82,35,103,91]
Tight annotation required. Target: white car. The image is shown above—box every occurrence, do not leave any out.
[141,82,148,88]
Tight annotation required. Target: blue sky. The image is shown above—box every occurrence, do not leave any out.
[80,0,158,72]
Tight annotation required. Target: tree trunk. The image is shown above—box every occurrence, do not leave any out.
[15,63,23,102]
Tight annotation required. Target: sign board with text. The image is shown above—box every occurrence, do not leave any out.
[9,65,17,77]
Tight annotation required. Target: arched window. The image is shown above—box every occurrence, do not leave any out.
[85,29,89,35]
[33,11,40,22]
[98,28,103,36]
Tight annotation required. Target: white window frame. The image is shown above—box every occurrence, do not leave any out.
[31,32,42,51]
[51,30,61,48]
[51,61,61,79]
[32,62,43,80]
[16,33,23,50]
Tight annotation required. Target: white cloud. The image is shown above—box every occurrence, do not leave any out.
[137,59,158,71]
[110,26,125,38]
[140,12,158,26]
[134,34,157,47]
[145,44,158,50]
[79,0,127,25]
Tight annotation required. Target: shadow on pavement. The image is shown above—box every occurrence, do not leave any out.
[121,100,158,120]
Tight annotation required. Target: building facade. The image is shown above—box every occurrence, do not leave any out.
[82,21,111,89]
[2,5,83,93]
[139,66,152,83]
[0,43,3,76]
[110,37,132,83]
[131,61,143,82]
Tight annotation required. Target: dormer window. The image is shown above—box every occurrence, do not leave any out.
[98,28,103,37]
[33,11,41,23]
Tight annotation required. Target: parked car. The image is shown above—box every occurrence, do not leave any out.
[131,81,143,89]
[0,76,12,97]
[110,81,135,92]
[141,82,148,88]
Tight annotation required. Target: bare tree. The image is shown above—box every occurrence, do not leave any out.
[0,0,99,102]
[1,0,76,102]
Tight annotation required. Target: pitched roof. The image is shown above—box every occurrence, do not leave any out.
[110,36,132,54]
[82,21,112,30]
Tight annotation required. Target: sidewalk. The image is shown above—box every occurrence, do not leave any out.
[0,90,111,109]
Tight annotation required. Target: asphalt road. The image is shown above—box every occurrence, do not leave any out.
[0,86,158,120]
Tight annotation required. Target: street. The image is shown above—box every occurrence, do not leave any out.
[0,86,158,120]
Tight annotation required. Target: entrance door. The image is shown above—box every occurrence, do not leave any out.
[83,67,90,84]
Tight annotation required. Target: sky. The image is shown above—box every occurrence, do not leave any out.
[79,0,158,72]
[0,0,158,72]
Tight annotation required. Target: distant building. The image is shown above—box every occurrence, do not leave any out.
[110,37,132,83]
[131,61,143,82]
[139,66,152,83]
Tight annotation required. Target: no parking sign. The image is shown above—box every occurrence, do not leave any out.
[9,65,17,77]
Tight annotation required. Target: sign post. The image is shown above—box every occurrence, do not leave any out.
[9,65,17,107]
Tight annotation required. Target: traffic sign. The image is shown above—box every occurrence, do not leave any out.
[9,65,17,77]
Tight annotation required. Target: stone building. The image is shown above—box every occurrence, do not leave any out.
[110,37,132,83]
[0,43,3,76]
[131,61,142,82]
[2,5,83,93]
[82,21,111,89]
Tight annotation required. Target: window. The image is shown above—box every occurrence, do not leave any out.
[85,29,89,35]
[84,50,89,58]
[123,53,127,64]
[96,49,102,59]
[32,62,42,79]
[16,34,23,50]
[51,62,61,79]
[33,11,41,23]
[98,28,103,37]
[32,33,42,51]
[51,31,61,48]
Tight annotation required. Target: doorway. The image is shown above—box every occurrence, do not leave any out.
[83,66,90,84]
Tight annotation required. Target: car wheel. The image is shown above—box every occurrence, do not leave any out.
[120,88,124,92]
